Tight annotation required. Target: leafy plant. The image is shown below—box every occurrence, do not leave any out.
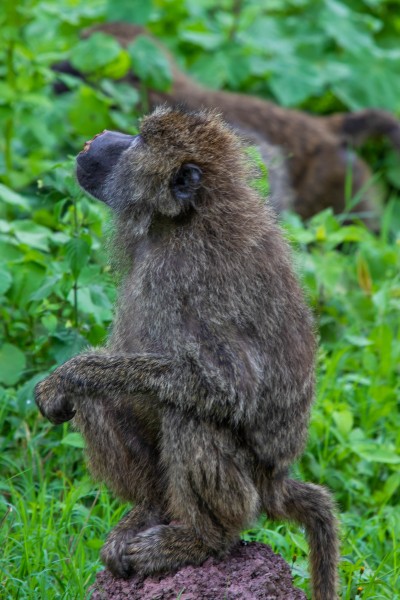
[1,1,399,598]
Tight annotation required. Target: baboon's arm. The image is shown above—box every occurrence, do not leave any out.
[35,351,260,426]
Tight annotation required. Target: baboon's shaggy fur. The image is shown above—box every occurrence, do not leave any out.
[36,107,339,599]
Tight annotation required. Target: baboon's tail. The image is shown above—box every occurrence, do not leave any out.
[322,108,400,152]
[265,478,339,600]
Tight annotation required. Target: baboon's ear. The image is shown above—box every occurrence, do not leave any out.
[171,163,202,204]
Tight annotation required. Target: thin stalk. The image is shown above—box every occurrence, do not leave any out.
[4,41,16,179]
[228,0,244,42]
[73,195,79,328]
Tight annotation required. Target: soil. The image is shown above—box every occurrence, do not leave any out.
[90,541,307,599]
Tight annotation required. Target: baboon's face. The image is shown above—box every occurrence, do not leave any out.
[76,131,202,218]
[76,111,217,218]
[76,107,243,219]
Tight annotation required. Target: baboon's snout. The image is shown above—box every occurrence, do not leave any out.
[76,131,139,202]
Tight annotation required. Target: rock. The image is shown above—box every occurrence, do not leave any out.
[90,541,306,600]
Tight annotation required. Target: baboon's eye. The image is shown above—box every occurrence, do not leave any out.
[171,163,202,203]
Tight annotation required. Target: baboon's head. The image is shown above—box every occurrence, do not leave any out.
[76,106,247,219]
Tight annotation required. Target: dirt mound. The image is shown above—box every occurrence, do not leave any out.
[90,541,306,599]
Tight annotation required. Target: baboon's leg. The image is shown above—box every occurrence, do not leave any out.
[73,394,169,578]
[262,477,339,600]
[110,411,260,576]
[73,394,164,504]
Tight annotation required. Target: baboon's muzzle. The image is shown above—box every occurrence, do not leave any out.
[76,131,139,202]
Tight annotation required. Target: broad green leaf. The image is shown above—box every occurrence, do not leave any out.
[65,237,91,279]
[106,0,153,25]
[287,530,309,555]
[128,36,172,91]
[12,221,52,251]
[0,184,30,210]
[61,432,85,448]
[328,226,371,246]
[68,86,113,138]
[268,55,324,106]
[67,286,113,324]
[373,472,400,504]
[33,1,103,25]
[0,266,12,294]
[345,335,373,348]
[86,538,104,550]
[89,285,113,310]
[30,276,61,302]
[352,442,400,464]
[17,373,46,414]
[382,473,400,501]
[239,17,293,56]
[41,314,58,333]
[0,241,23,262]
[0,219,11,233]
[225,52,252,87]
[71,33,123,74]
[320,0,380,55]
[331,53,400,111]
[97,50,131,80]
[0,343,26,386]
[100,80,140,113]
[247,55,271,78]
[110,109,138,133]
[68,286,98,317]
[332,409,354,436]
[179,25,224,51]
[190,52,231,89]
[9,263,46,308]
[53,330,88,364]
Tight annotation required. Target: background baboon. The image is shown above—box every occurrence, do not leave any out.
[54,22,400,227]
[35,107,338,599]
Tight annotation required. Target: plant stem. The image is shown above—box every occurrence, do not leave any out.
[73,195,79,328]
[4,41,16,180]
[228,0,244,41]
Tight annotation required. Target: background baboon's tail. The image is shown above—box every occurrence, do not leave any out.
[322,108,400,152]
[265,478,339,600]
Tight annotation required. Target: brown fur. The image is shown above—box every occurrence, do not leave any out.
[35,107,339,599]
[54,22,400,227]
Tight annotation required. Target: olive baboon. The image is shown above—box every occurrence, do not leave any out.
[35,107,339,599]
[54,21,400,227]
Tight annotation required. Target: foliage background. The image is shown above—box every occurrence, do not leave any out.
[0,0,399,598]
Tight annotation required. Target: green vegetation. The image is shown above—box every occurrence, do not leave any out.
[0,1,399,598]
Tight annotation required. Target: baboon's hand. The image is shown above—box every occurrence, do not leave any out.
[34,353,110,424]
[35,373,76,425]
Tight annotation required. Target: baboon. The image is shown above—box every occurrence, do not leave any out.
[35,107,339,599]
[54,21,400,227]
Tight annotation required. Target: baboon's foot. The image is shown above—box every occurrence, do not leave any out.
[117,523,229,577]
[101,505,166,578]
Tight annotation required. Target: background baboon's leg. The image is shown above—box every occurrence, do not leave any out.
[111,411,261,575]
[73,394,165,507]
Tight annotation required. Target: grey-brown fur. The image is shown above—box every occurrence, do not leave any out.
[35,107,339,599]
